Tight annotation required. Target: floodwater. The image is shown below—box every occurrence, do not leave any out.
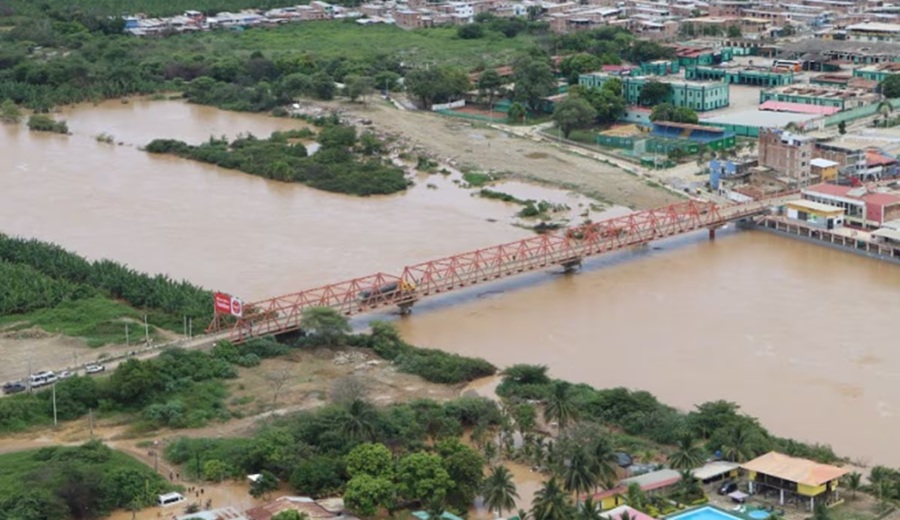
[3,100,900,471]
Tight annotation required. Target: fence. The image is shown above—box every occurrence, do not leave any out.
[431,100,466,111]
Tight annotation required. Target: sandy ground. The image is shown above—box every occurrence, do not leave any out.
[328,99,681,209]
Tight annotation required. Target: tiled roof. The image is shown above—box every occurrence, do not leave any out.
[741,452,848,487]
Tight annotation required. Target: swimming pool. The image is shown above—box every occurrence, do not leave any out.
[748,510,770,519]
[668,506,744,520]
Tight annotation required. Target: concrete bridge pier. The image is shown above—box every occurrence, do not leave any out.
[709,227,718,240]
[561,258,582,273]
[398,302,415,315]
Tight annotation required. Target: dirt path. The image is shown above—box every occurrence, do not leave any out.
[328,99,682,209]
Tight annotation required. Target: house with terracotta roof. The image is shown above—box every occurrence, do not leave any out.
[741,452,848,511]
[601,505,659,520]
[802,183,900,227]
[245,496,340,520]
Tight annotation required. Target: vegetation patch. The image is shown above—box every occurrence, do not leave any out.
[0,440,173,520]
[462,171,494,187]
[146,124,408,196]
[26,114,68,134]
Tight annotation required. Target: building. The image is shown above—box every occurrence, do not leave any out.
[685,66,794,87]
[691,461,741,484]
[810,158,839,182]
[579,73,730,111]
[702,110,821,138]
[177,508,250,520]
[784,199,846,229]
[852,62,900,83]
[760,85,880,111]
[592,469,683,510]
[245,496,340,520]
[602,505,658,520]
[741,452,849,511]
[845,22,900,42]
[758,101,840,116]
[802,183,900,227]
[758,128,816,184]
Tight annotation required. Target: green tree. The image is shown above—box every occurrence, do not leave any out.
[0,99,21,123]
[726,25,742,38]
[477,69,504,108]
[716,419,767,462]
[344,474,395,517]
[289,456,344,497]
[512,56,557,111]
[567,85,625,125]
[397,452,454,505]
[877,100,893,127]
[273,510,310,520]
[311,71,336,100]
[405,66,470,108]
[532,477,574,520]
[578,497,603,520]
[667,434,705,470]
[623,482,646,510]
[638,81,673,106]
[301,306,351,343]
[202,459,230,482]
[881,76,900,98]
[688,400,740,439]
[544,381,579,432]
[563,446,597,504]
[812,502,831,520]
[437,439,485,510]
[345,75,374,104]
[844,472,862,499]
[250,470,279,499]
[482,465,519,517]
[457,23,484,39]
[337,398,379,442]
[559,54,603,85]
[512,402,537,435]
[507,102,527,123]
[553,96,597,139]
[589,436,618,491]
[838,121,847,135]
[345,443,394,479]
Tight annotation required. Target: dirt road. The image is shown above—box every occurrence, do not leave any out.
[330,100,682,209]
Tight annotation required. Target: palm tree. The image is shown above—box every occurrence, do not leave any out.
[623,482,646,511]
[517,509,530,520]
[720,421,758,463]
[532,478,575,520]
[578,497,602,520]
[674,469,704,503]
[339,399,377,441]
[667,435,705,470]
[589,436,618,492]
[483,466,519,518]
[544,382,579,432]
[563,447,598,505]
[844,472,862,500]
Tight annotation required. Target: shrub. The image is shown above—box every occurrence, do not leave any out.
[27,115,69,134]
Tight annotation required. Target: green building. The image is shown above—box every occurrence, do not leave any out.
[685,66,794,87]
[852,63,900,82]
[579,73,730,111]
[639,60,681,76]
[759,85,879,110]
[671,45,734,67]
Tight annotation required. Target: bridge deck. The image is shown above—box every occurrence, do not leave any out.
[211,195,794,343]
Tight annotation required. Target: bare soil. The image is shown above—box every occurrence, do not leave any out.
[326,99,682,209]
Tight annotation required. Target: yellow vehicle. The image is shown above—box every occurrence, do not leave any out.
[358,280,416,305]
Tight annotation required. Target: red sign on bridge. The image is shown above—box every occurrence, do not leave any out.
[214,292,243,317]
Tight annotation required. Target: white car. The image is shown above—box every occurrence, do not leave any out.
[84,364,106,374]
[58,370,74,380]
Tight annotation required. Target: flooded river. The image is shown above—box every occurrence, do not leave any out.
[3,100,900,469]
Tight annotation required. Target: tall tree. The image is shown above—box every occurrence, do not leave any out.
[562,446,597,504]
[544,381,579,432]
[301,306,351,343]
[623,482,646,510]
[396,452,454,506]
[881,76,900,98]
[844,472,861,499]
[667,434,705,470]
[483,465,519,518]
[512,56,557,111]
[532,478,575,520]
[589,436,618,491]
[553,96,597,139]
[638,81,673,106]
[578,497,603,520]
[477,69,503,108]
[338,399,379,442]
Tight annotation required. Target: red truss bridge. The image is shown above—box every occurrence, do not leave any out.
[209,195,797,343]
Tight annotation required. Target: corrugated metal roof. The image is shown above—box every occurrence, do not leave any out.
[759,101,840,115]
[692,461,741,481]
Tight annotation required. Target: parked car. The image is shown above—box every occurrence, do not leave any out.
[58,370,74,379]
[719,481,738,495]
[2,381,27,395]
[84,364,106,374]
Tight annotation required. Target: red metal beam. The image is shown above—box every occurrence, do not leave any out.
[210,196,786,343]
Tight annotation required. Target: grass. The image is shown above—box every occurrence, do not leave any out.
[0,296,163,347]
[568,129,599,146]
[153,21,539,69]
[463,171,494,187]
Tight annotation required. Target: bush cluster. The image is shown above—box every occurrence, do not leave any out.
[146,126,408,196]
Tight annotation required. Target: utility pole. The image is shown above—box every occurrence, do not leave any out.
[125,323,129,346]
[52,383,57,426]
[188,318,193,339]
[183,315,187,336]
[88,408,94,437]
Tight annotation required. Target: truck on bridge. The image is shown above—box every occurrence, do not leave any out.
[358,280,417,306]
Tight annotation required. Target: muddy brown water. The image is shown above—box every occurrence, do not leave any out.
[2,101,900,470]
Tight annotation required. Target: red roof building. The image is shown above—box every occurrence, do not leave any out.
[245,497,339,520]
[759,101,840,116]
[801,183,900,227]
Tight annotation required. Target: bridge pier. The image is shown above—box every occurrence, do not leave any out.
[561,258,582,273]
[709,227,717,240]
[398,302,414,315]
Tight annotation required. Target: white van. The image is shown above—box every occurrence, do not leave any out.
[29,371,58,388]
[157,492,185,507]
